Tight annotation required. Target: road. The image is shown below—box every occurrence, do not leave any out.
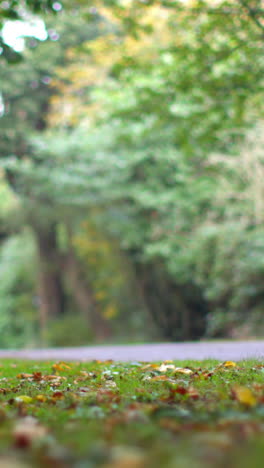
[0,340,263,362]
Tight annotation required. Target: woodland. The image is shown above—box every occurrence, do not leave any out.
[0,0,264,347]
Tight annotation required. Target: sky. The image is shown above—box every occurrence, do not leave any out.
[2,19,47,51]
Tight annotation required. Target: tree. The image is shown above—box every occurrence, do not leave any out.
[1,0,264,341]
[32,1,264,339]
[0,8,112,339]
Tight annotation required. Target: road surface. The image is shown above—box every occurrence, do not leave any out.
[0,340,263,362]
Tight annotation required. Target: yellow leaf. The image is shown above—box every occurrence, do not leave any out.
[157,364,176,372]
[174,367,193,375]
[141,364,160,370]
[35,395,47,402]
[15,395,33,403]
[223,361,237,368]
[232,386,257,407]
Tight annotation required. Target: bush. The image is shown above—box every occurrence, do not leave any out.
[45,314,94,347]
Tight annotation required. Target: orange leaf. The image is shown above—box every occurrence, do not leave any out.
[52,362,71,372]
[33,372,42,381]
[151,375,169,381]
[16,373,33,379]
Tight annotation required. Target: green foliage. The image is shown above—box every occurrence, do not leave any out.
[184,222,264,337]
[0,178,18,216]
[44,314,93,347]
[0,231,37,348]
[7,116,264,338]
[1,0,264,343]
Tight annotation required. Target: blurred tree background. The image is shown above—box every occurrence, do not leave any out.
[0,0,264,347]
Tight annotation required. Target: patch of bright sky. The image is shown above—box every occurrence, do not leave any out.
[0,92,4,116]
[2,1,63,51]
[2,19,48,51]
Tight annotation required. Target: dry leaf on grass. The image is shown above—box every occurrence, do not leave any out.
[231,386,257,407]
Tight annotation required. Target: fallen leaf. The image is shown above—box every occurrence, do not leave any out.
[149,375,169,382]
[173,386,188,395]
[15,396,33,404]
[169,385,199,399]
[232,386,257,407]
[43,375,66,381]
[52,362,71,372]
[157,364,176,372]
[141,363,161,371]
[223,361,237,368]
[33,372,42,381]
[17,373,33,379]
[35,395,47,403]
[174,368,193,375]
[52,391,64,401]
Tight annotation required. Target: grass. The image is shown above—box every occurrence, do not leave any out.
[0,359,263,467]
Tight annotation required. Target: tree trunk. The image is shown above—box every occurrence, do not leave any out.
[132,260,208,341]
[34,223,65,336]
[64,248,111,340]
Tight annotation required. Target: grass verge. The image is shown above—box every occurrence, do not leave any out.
[0,359,263,467]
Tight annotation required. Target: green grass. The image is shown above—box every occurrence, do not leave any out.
[0,359,263,467]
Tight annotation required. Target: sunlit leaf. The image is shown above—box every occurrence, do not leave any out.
[232,386,257,407]
[52,362,72,372]
[150,375,170,382]
[157,363,176,372]
[17,373,33,379]
[35,395,47,402]
[15,395,33,403]
[223,361,237,368]
[33,372,43,381]
[174,368,193,375]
